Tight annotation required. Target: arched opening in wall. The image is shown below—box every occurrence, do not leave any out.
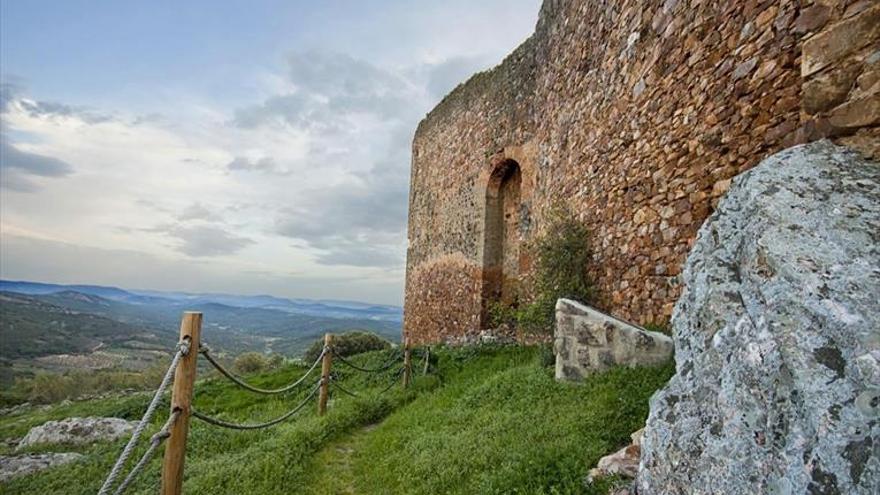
[481,159,522,328]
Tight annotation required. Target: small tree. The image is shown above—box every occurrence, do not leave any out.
[234,352,269,374]
[491,205,594,334]
[27,372,75,403]
[267,353,285,369]
[303,331,391,363]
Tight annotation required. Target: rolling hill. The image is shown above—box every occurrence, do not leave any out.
[0,280,402,384]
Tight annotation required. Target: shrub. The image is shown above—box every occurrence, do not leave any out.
[4,358,214,406]
[267,353,285,368]
[491,205,593,334]
[303,331,392,363]
[233,352,269,374]
[27,372,76,403]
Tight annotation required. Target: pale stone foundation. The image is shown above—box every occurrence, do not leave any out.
[553,298,673,381]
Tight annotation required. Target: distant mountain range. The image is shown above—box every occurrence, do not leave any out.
[0,280,402,322]
[0,280,402,382]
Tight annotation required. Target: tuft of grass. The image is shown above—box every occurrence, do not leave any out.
[642,321,671,335]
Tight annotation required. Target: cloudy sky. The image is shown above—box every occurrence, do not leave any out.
[0,0,540,305]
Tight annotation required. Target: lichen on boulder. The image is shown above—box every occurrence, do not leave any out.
[638,141,880,494]
[0,453,84,481]
[17,417,136,450]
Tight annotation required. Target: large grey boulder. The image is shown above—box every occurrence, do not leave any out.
[0,453,84,481]
[554,298,673,381]
[17,417,136,450]
[638,141,880,494]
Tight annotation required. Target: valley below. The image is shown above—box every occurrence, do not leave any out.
[0,280,402,404]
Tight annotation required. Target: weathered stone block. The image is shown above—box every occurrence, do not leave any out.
[802,5,880,77]
[554,299,672,381]
[638,141,880,494]
[802,64,861,114]
[794,4,831,34]
[828,94,880,128]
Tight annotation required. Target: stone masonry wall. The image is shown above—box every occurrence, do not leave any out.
[404,0,880,344]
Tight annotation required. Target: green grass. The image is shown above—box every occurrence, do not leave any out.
[1,350,421,494]
[0,346,673,494]
[303,346,672,494]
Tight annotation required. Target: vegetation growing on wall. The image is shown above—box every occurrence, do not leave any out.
[491,206,593,334]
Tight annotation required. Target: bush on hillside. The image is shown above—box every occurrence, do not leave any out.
[233,352,269,374]
[303,331,392,363]
[11,361,171,406]
[491,205,594,334]
[267,353,285,368]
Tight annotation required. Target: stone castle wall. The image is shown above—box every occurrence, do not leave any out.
[404,0,879,344]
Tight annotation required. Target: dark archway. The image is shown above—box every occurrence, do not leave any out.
[481,159,522,328]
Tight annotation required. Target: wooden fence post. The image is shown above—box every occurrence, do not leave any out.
[318,333,333,416]
[402,338,412,388]
[422,346,431,375]
[161,312,202,495]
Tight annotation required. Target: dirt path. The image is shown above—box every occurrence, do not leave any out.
[305,422,382,495]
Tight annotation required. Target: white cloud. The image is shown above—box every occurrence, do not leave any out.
[0,1,541,304]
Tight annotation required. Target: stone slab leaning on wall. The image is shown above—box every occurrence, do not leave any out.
[638,141,880,494]
[554,299,673,381]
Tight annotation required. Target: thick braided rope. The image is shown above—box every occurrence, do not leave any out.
[191,379,321,430]
[200,344,325,394]
[111,410,180,495]
[328,378,360,398]
[97,339,190,495]
[378,367,406,395]
[331,348,402,373]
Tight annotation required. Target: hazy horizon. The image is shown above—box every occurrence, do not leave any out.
[0,0,541,305]
[0,276,403,307]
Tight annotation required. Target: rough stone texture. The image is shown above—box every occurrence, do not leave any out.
[554,299,672,381]
[799,2,880,146]
[638,141,880,495]
[588,428,645,482]
[0,453,84,481]
[17,417,136,449]
[403,0,880,345]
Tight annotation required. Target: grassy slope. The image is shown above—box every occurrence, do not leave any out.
[304,346,673,494]
[1,346,673,494]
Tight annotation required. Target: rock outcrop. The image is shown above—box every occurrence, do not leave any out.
[554,299,673,381]
[17,417,136,450]
[588,428,644,482]
[638,141,880,494]
[0,453,84,481]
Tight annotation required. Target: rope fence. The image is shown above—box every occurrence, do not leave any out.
[200,344,325,395]
[96,311,422,495]
[332,349,402,373]
[191,379,322,430]
[111,410,179,495]
[97,339,189,495]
